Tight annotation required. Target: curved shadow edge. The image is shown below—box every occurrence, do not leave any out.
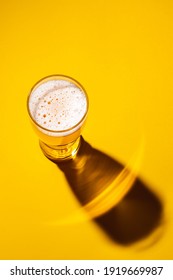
[96,178,163,245]
[56,137,164,246]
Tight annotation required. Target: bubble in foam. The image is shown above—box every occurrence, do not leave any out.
[29,79,87,133]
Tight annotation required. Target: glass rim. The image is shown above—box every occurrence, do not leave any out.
[27,74,89,134]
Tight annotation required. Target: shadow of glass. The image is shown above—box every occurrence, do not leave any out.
[56,137,163,245]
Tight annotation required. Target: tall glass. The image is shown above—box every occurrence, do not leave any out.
[27,75,89,161]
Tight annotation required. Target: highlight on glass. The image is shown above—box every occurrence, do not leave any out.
[27,75,89,161]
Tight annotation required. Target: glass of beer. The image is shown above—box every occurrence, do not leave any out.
[27,75,89,161]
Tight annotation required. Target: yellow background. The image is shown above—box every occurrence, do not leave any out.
[0,0,173,259]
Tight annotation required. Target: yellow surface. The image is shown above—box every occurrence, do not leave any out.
[0,0,173,259]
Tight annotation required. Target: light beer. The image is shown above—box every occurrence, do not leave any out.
[27,75,89,161]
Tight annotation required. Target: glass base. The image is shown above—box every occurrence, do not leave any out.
[39,137,81,162]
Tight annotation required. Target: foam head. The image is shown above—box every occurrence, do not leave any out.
[28,78,88,137]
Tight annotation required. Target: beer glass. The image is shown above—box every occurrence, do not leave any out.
[27,75,89,161]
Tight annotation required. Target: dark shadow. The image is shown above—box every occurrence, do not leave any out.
[96,180,163,244]
[56,137,163,245]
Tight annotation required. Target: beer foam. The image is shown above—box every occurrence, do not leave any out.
[29,79,87,133]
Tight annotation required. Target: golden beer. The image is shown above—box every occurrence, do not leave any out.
[27,75,89,161]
